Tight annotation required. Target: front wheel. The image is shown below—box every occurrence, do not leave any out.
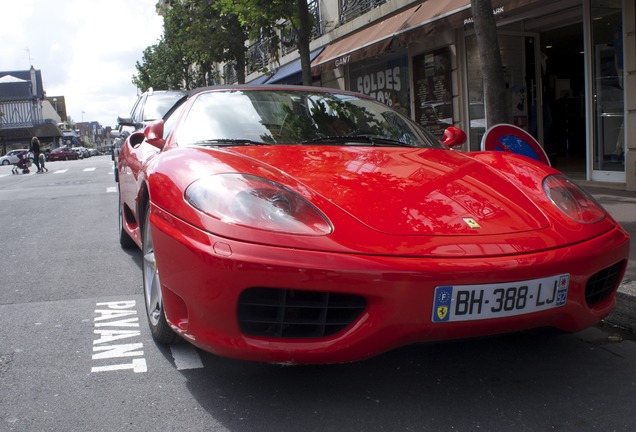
[142,204,179,344]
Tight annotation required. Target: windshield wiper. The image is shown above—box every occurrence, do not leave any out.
[194,139,268,146]
[302,135,410,147]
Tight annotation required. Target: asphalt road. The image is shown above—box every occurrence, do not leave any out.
[1,156,636,432]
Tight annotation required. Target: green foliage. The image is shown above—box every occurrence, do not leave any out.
[133,0,248,90]
[132,38,185,91]
[133,0,313,89]
[218,0,308,66]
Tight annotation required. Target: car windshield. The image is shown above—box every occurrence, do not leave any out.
[143,93,187,121]
[175,89,443,149]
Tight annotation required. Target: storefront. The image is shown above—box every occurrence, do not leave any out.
[311,0,634,189]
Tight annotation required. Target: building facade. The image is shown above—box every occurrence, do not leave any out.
[0,66,62,154]
[246,0,635,190]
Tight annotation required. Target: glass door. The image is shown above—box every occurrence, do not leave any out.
[590,0,625,181]
[464,33,540,152]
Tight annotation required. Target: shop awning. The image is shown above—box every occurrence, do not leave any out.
[397,0,543,43]
[395,0,472,44]
[248,74,271,84]
[267,48,324,84]
[311,0,545,75]
[312,0,475,75]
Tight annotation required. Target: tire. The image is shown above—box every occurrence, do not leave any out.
[118,187,136,249]
[142,203,179,344]
[1,160,9,166]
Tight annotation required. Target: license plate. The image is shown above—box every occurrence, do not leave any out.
[432,274,569,322]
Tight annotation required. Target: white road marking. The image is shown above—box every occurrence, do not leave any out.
[106,186,117,193]
[91,358,147,373]
[170,344,204,370]
[54,169,68,174]
[91,300,147,374]
[84,167,96,172]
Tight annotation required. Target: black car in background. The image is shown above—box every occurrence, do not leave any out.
[113,88,187,181]
[117,88,187,130]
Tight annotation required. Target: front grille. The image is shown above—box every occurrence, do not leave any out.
[585,261,625,306]
[238,288,366,338]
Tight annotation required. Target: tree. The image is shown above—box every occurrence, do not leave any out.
[133,0,248,89]
[182,0,248,85]
[218,0,313,85]
[133,38,188,91]
[471,0,508,126]
[295,0,312,85]
[134,0,313,88]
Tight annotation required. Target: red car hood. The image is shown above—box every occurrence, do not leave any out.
[228,146,549,236]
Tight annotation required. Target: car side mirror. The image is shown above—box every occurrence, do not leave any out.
[145,120,166,149]
[117,115,135,127]
[440,126,467,148]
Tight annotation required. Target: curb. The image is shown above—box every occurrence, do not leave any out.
[604,279,636,332]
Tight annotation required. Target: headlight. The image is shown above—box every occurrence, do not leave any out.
[185,174,333,235]
[543,175,605,223]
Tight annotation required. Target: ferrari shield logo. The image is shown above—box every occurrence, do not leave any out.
[432,286,453,322]
[463,217,481,229]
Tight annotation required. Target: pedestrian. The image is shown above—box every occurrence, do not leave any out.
[39,153,48,172]
[30,136,42,173]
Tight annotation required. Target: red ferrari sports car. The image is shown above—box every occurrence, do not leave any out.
[117,85,629,364]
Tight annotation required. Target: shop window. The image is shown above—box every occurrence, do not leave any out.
[465,34,537,152]
[591,2,624,172]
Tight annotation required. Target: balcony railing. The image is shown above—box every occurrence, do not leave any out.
[247,39,271,75]
[247,0,322,72]
[281,0,322,56]
[223,61,238,84]
[339,0,388,24]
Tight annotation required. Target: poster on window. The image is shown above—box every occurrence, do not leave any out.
[413,47,453,140]
[348,57,410,116]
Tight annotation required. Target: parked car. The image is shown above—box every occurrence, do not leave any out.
[72,147,90,158]
[70,148,83,159]
[117,88,188,130]
[89,149,100,156]
[111,127,132,182]
[113,88,186,182]
[117,85,629,364]
[1,149,29,165]
[48,146,79,161]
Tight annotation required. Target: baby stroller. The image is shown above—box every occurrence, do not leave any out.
[11,151,33,175]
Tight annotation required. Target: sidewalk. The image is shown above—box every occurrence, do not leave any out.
[582,182,636,332]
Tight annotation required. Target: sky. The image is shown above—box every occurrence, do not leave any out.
[0,0,165,128]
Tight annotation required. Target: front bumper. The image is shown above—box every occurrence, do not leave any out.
[150,205,630,364]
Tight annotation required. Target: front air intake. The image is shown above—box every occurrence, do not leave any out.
[238,288,366,338]
[585,261,625,306]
